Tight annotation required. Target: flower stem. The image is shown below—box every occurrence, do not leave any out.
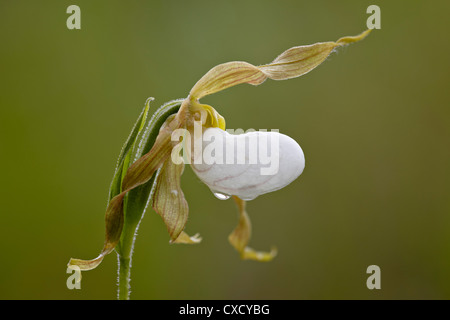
[117,255,131,300]
[116,218,139,300]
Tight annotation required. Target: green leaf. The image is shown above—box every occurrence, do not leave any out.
[115,98,183,259]
[108,98,153,202]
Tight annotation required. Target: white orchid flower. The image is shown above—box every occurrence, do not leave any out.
[68,29,371,299]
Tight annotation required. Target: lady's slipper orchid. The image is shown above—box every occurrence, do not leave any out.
[68,29,371,299]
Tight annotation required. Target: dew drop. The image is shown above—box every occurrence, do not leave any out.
[211,190,231,200]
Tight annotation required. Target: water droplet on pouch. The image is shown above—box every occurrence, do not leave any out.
[211,190,231,200]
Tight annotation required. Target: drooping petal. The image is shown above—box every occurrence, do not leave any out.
[189,29,371,100]
[228,196,277,262]
[152,157,200,242]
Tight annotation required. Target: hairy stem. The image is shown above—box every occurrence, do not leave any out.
[116,217,139,300]
[117,255,131,300]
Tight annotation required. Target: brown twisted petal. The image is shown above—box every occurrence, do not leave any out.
[189,29,371,100]
[228,196,277,262]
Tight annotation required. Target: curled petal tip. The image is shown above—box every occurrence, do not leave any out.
[241,246,278,262]
[336,29,372,46]
[170,231,202,244]
[68,254,105,271]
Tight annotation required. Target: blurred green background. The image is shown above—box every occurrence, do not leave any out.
[1,0,449,299]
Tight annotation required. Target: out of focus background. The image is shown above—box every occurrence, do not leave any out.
[1,0,449,299]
